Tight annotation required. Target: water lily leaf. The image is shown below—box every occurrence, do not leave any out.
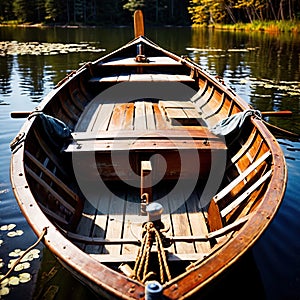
[0,224,16,231]
[9,249,24,257]
[7,231,17,237]
[8,276,20,286]
[14,262,30,272]
[19,273,31,283]
[7,224,16,231]
[0,258,4,269]
[7,230,23,237]
[0,286,10,296]
[0,277,9,287]
[8,259,18,268]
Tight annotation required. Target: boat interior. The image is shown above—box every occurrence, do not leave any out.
[21,37,274,283]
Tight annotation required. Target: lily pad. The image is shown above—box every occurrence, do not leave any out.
[9,249,24,257]
[19,273,31,283]
[14,262,30,271]
[8,276,20,286]
[7,229,24,237]
[0,258,4,269]
[0,286,9,296]
[0,277,9,287]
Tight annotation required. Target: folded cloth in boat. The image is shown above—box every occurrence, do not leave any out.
[210,109,262,136]
[31,112,72,150]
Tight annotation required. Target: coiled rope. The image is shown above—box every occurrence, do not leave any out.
[131,222,171,284]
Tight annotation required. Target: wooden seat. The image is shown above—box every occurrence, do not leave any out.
[89,74,195,83]
[99,56,183,67]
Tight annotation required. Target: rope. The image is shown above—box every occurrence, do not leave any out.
[0,227,47,284]
[131,222,171,284]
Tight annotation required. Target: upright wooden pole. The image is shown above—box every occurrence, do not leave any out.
[134,10,144,38]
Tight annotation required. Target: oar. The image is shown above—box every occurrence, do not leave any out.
[11,111,31,118]
[263,120,299,139]
[261,110,292,117]
[134,10,144,38]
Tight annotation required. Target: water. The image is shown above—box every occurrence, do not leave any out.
[0,26,300,299]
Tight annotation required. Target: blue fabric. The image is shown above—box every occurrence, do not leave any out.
[210,109,262,136]
[31,112,72,150]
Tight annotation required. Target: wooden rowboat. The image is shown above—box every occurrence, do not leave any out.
[10,11,287,299]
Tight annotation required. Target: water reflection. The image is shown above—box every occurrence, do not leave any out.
[0,26,300,299]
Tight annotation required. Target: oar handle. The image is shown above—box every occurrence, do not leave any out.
[134,10,144,38]
[261,110,292,117]
[11,111,31,118]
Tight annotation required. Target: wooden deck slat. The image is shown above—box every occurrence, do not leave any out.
[109,103,127,131]
[77,199,98,252]
[92,103,115,132]
[134,102,147,130]
[90,253,207,263]
[145,102,156,130]
[122,103,134,130]
[86,104,103,132]
[121,191,146,255]
[89,191,112,254]
[185,191,211,254]
[167,190,195,254]
[103,192,126,255]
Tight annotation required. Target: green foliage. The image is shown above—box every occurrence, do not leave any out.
[123,0,145,13]
[189,0,300,25]
[189,0,226,25]
[0,0,299,26]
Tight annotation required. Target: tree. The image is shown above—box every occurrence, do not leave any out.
[123,0,145,13]
[13,0,35,22]
[188,0,226,25]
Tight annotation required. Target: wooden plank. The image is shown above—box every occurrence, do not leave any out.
[121,190,146,255]
[123,103,134,130]
[183,108,201,119]
[167,190,195,254]
[103,191,126,255]
[91,103,114,132]
[108,103,127,131]
[220,169,272,217]
[145,102,156,130]
[85,104,103,132]
[72,127,220,141]
[215,151,271,203]
[76,198,98,251]
[154,186,176,254]
[117,74,130,82]
[89,74,194,83]
[25,166,75,214]
[89,189,112,254]
[134,101,147,130]
[90,253,206,263]
[165,108,186,119]
[160,100,196,109]
[65,138,227,153]
[185,191,211,253]
[100,56,182,67]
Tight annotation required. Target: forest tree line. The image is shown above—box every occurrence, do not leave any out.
[0,0,299,26]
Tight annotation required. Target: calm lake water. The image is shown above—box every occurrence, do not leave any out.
[0,26,300,300]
